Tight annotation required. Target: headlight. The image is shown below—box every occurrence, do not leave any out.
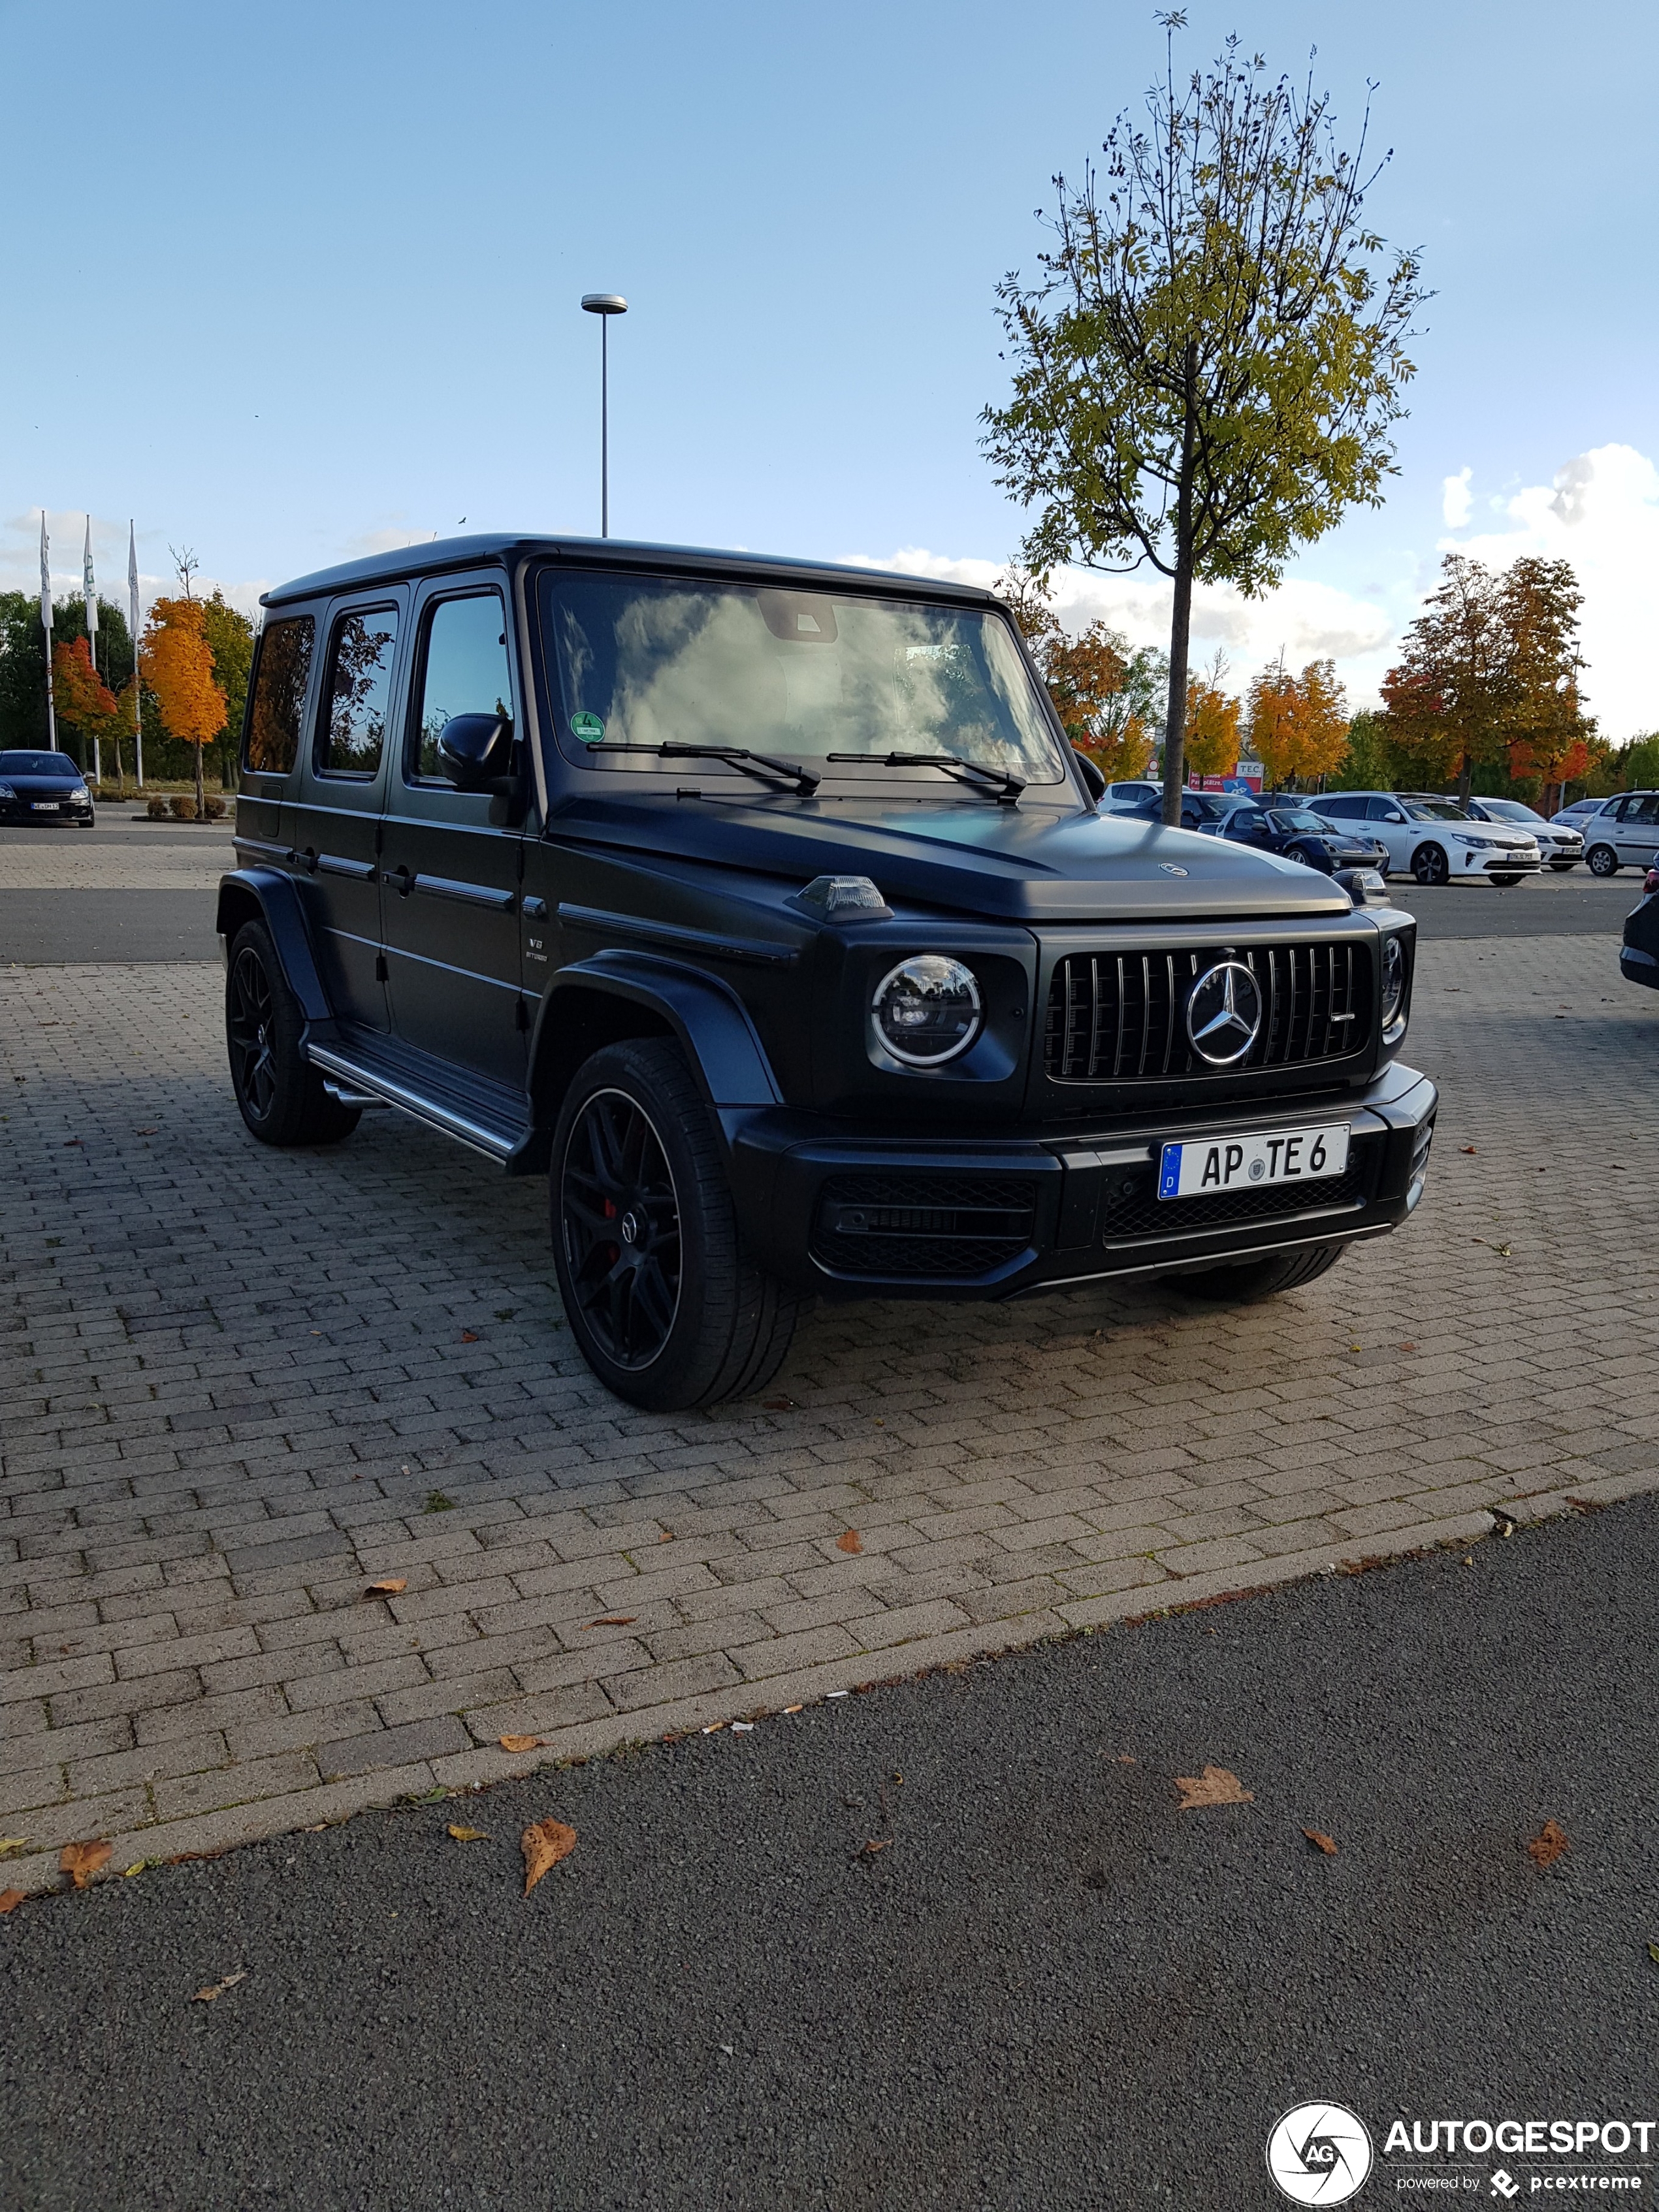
[1453,833,1494,849]
[0,784,14,798]
[1381,935,1408,1040]
[871,955,982,1066]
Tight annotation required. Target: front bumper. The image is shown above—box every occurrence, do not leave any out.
[1469,849,1540,873]
[0,796,94,825]
[726,1060,1439,1300]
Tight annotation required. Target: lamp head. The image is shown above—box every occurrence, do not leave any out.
[581,293,628,316]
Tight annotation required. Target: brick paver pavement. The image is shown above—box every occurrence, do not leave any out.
[3,937,1655,1892]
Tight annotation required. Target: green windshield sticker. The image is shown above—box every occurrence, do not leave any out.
[570,711,605,745]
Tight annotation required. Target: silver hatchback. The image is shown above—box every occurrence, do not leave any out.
[1583,792,1659,877]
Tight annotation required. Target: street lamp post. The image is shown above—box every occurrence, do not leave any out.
[580,293,628,537]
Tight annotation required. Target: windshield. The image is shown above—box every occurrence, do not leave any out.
[1271,809,1332,833]
[1475,798,1543,824]
[0,752,80,777]
[1402,799,1468,822]
[538,573,1066,784]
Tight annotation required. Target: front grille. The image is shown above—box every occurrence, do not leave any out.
[811,1173,1037,1279]
[1101,1148,1374,1241]
[1044,942,1368,1083]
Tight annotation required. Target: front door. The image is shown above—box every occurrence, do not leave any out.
[1615,793,1659,867]
[379,579,526,1089]
[289,594,404,1032]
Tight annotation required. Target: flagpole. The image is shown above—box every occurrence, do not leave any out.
[83,516,102,790]
[39,511,57,750]
[128,521,144,790]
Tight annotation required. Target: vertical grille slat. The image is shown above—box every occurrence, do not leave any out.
[1044,937,1370,1083]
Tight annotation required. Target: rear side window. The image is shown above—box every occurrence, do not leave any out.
[318,607,398,778]
[1317,795,1360,818]
[410,593,513,780]
[244,617,315,774]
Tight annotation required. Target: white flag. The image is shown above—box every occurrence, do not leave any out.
[39,511,52,632]
[83,517,98,637]
[128,521,141,642]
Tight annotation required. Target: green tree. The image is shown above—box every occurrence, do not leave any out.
[200,590,255,786]
[982,22,1426,824]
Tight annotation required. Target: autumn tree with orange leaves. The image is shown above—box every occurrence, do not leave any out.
[1183,655,1242,778]
[52,637,125,790]
[1246,656,1351,788]
[141,596,226,814]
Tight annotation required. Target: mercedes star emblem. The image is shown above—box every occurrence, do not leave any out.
[1186,961,1264,1065]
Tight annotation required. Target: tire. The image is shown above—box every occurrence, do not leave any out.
[551,1038,804,1411]
[1489,874,1522,888]
[1166,1242,1348,1303]
[78,807,96,829]
[1411,842,1449,886]
[1286,844,1313,866]
[225,920,361,1147]
[1587,844,1620,878]
[1549,861,1577,872]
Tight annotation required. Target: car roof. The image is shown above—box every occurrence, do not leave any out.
[261,532,997,612]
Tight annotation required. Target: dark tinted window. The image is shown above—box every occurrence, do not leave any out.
[1628,795,1659,824]
[318,606,398,777]
[0,752,80,776]
[411,593,513,780]
[245,617,315,774]
[1317,795,1362,818]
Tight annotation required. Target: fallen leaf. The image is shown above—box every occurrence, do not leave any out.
[1399,1342,1417,1351]
[0,1889,24,1915]
[1647,1942,1659,1968]
[1527,1819,1569,1868]
[583,1615,637,1629]
[460,1330,479,1343]
[1302,1828,1339,1857]
[1175,1766,1254,1810]
[0,1838,29,1856]
[362,1577,408,1598]
[446,1824,489,1843]
[123,1861,148,1878]
[1117,1754,1138,1765]
[854,1838,893,1859]
[522,1818,577,1895]
[836,1530,863,1554]
[191,1970,247,2004]
[1460,1144,1477,1154]
[62,1138,82,1147]
[59,1839,111,1889]
[498,1734,547,1754]
[135,1126,157,1136]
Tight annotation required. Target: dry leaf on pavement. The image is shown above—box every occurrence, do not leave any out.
[191,1970,248,2004]
[0,1838,29,1855]
[1175,1766,1254,1810]
[498,1735,547,1754]
[1527,1819,1569,1868]
[854,1838,893,1859]
[0,1889,24,1915]
[836,1530,863,1554]
[460,1330,479,1343]
[522,1818,577,1895]
[59,1840,111,1888]
[583,1616,636,1629]
[362,1578,408,1598]
[1302,1829,1339,1856]
[446,1825,489,1843]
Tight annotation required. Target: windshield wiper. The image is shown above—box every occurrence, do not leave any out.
[587,742,820,797]
[825,750,1025,804]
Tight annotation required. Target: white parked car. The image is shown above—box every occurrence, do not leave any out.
[1100,778,1164,812]
[1315,792,1541,885]
[1464,796,1582,870]
[1582,791,1659,877]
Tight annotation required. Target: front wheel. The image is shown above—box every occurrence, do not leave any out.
[1411,842,1449,886]
[78,807,96,828]
[551,1038,803,1411]
[1166,1243,1347,1303]
[225,920,361,1147]
[1587,844,1620,878]
[1489,873,1522,888]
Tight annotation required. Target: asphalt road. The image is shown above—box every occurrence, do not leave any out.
[5,1498,1656,2211]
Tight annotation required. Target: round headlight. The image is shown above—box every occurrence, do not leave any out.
[1381,935,1407,1035]
[872,955,982,1066]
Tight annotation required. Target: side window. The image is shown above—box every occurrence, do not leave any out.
[317,606,398,778]
[1318,795,1357,818]
[1365,798,1398,820]
[1634,795,1659,824]
[410,592,513,782]
[244,617,315,774]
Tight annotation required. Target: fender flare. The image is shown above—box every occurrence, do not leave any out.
[214,869,331,1025]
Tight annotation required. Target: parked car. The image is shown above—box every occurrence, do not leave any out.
[1621,858,1659,990]
[1583,792,1659,877]
[1315,792,1541,884]
[1221,801,1391,877]
[0,750,95,827]
[1464,796,1582,870]
[1115,789,1255,834]
[217,534,1437,1411]
[1100,778,1164,812]
[1552,795,1618,831]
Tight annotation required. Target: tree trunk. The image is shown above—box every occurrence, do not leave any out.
[193,740,206,818]
[1161,344,1199,827]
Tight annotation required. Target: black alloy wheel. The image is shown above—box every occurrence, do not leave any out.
[1587,843,1620,878]
[559,1087,683,1372]
[1411,842,1449,886]
[551,1038,803,1411]
[223,919,361,1147]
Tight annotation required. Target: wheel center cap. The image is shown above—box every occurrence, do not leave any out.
[619,1210,641,1247]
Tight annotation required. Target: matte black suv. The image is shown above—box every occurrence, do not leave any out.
[217,536,1438,1411]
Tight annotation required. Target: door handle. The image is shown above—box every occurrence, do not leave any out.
[300,846,319,874]
[392,864,414,897]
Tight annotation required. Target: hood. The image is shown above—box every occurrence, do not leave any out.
[546,792,1354,923]
[1,772,86,792]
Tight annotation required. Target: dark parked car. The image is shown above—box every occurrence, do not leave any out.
[0,750,95,827]
[1114,788,1254,834]
[1621,859,1659,991]
[1221,801,1389,876]
[218,536,1438,1410]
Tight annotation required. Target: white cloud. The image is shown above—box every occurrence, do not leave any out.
[1441,443,1659,741]
[1442,467,1473,528]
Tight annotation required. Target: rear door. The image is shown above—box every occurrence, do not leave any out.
[1365,797,1413,872]
[378,575,527,1087]
[289,592,405,1031]
[236,611,320,873]
[1616,794,1659,865]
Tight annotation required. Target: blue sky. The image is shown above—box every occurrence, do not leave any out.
[5,0,1658,729]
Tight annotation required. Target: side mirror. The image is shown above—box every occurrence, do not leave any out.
[437,713,513,789]
[1383,810,1405,824]
[1071,748,1107,805]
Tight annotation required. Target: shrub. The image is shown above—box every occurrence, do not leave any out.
[169,795,197,822]
[147,797,169,820]
[201,794,227,821]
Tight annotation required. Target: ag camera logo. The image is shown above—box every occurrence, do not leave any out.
[1266,2103,1374,2204]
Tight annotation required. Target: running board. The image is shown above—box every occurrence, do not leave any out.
[306,1044,521,1162]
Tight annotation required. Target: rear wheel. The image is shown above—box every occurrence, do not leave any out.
[551,1038,803,1411]
[1587,843,1620,878]
[1166,1243,1347,1303]
[1411,842,1449,886]
[225,920,361,1147]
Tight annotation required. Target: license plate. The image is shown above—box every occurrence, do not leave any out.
[1158,1123,1349,1199]
[31,801,59,811]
